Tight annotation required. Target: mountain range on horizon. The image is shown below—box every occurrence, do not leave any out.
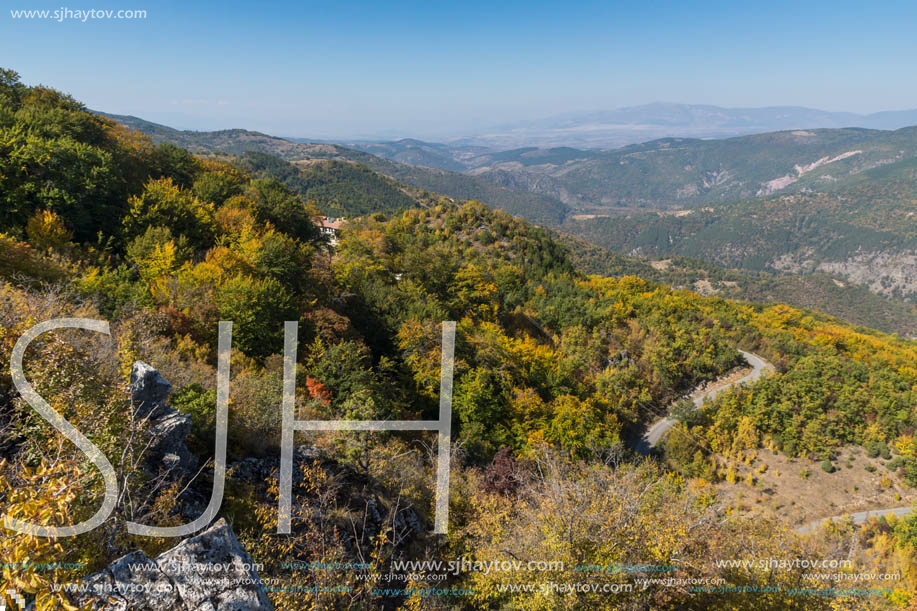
[101,102,917,151]
[423,102,917,149]
[309,102,917,149]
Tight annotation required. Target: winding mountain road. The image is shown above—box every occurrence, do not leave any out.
[639,350,772,453]
[633,349,915,534]
[796,506,916,534]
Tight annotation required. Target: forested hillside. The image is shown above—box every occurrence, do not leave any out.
[101,111,917,331]
[99,112,571,225]
[3,69,917,609]
[335,137,474,172]
[466,127,917,208]
[565,236,917,337]
[563,171,917,302]
[238,152,424,216]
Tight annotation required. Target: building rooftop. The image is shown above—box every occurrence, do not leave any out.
[317,216,344,231]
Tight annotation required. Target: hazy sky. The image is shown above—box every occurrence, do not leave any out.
[3,0,916,138]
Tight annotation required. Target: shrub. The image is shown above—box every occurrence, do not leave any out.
[216,274,297,359]
[0,234,66,283]
[25,209,72,251]
[192,163,246,206]
[126,225,191,268]
[865,441,881,459]
[170,383,218,456]
[0,460,105,608]
[249,178,321,243]
[225,356,287,457]
[865,440,892,460]
[123,177,215,248]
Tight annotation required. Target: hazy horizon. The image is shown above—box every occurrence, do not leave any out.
[99,101,917,143]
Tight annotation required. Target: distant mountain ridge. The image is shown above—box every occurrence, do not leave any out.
[104,112,917,216]
[97,112,570,225]
[456,103,917,148]
[473,126,917,208]
[499,102,917,131]
[346,126,917,212]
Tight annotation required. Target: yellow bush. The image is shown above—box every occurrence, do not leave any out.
[0,460,92,610]
[25,210,72,252]
[895,434,915,457]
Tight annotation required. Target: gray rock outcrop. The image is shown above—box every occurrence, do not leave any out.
[75,519,273,610]
[130,361,172,420]
[130,361,198,475]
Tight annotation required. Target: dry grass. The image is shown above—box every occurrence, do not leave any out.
[715,446,916,527]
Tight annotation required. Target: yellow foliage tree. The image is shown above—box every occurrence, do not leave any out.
[25,210,72,252]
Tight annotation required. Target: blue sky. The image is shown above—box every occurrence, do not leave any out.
[2,0,916,138]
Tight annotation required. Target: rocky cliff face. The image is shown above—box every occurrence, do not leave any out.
[68,364,272,610]
[75,519,273,611]
[772,250,917,300]
[130,361,198,476]
[813,251,917,299]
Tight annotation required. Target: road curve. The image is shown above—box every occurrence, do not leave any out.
[639,350,772,453]
[634,349,914,534]
[796,506,915,534]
